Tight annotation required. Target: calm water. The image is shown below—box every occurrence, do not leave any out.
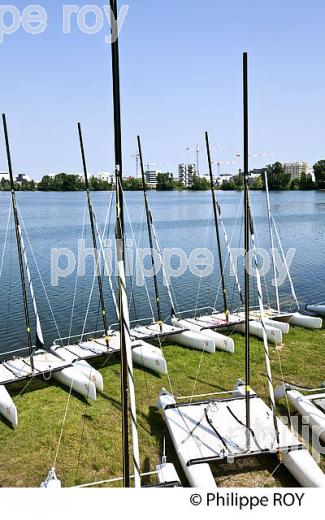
[0,190,324,357]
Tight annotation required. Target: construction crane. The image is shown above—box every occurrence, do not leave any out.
[186,144,200,176]
[131,152,140,178]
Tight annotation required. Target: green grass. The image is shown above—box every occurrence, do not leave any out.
[0,326,324,487]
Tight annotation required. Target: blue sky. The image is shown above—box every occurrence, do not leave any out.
[0,0,325,179]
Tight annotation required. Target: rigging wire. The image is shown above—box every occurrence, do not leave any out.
[123,190,156,323]
[213,192,245,312]
[193,204,213,317]
[18,207,63,345]
[0,200,12,279]
[68,201,87,341]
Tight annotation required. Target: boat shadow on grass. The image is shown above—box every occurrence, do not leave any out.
[6,375,92,407]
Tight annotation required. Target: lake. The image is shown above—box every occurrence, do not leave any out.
[0,189,324,357]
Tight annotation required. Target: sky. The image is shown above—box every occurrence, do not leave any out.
[0,0,325,179]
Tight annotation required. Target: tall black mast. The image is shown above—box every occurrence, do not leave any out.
[205,131,229,319]
[109,0,130,487]
[78,123,109,349]
[243,53,251,435]
[2,114,34,371]
[137,135,162,329]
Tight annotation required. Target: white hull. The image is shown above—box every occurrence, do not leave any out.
[72,360,104,392]
[132,321,217,354]
[64,333,168,376]
[240,309,290,334]
[275,387,325,442]
[282,449,325,487]
[249,308,322,330]
[234,318,283,344]
[0,385,18,428]
[156,462,181,486]
[172,318,233,353]
[157,390,217,488]
[50,346,104,391]
[52,366,97,401]
[288,312,323,330]
[171,330,216,353]
[306,304,325,316]
[264,318,290,334]
[132,341,168,375]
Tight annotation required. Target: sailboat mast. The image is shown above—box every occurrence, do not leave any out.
[264,172,280,314]
[109,0,141,488]
[137,136,162,327]
[77,123,110,347]
[243,53,251,433]
[205,131,229,318]
[2,114,34,371]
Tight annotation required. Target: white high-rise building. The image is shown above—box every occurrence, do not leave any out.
[178,163,197,187]
[145,170,159,187]
[283,162,308,180]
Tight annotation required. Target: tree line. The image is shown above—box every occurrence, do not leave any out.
[1,161,325,192]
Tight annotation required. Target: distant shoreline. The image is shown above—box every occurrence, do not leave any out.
[1,188,324,194]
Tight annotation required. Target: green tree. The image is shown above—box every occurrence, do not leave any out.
[251,175,263,190]
[38,175,53,191]
[156,173,179,190]
[299,172,315,190]
[313,160,325,189]
[89,176,112,191]
[263,162,291,190]
[190,176,210,190]
[123,177,143,191]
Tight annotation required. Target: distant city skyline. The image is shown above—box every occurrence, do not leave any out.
[0,1,325,180]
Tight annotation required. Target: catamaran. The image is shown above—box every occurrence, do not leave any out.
[50,123,169,377]
[171,131,284,346]
[157,53,325,488]
[0,114,103,429]
[243,170,323,331]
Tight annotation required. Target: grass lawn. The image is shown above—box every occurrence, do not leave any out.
[0,325,324,487]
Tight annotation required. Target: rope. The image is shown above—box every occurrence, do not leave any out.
[74,398,89,484]
[262,460,283,487]
[53,376,74,469]
[213,192,245,311]
[272,216,299,309]
[18,207,63,345]
[123,193,155,323]
[189,339,208,404]
[93,204,119,319]
[0,200,12,279]
[16,206,45,347]
[276,348,293,430]
[68,202,87,341]
[150,216,180,316]
[248,195,280,446]
[127,206,146,319]
[249,200,271,310]
[194,204,213,317]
